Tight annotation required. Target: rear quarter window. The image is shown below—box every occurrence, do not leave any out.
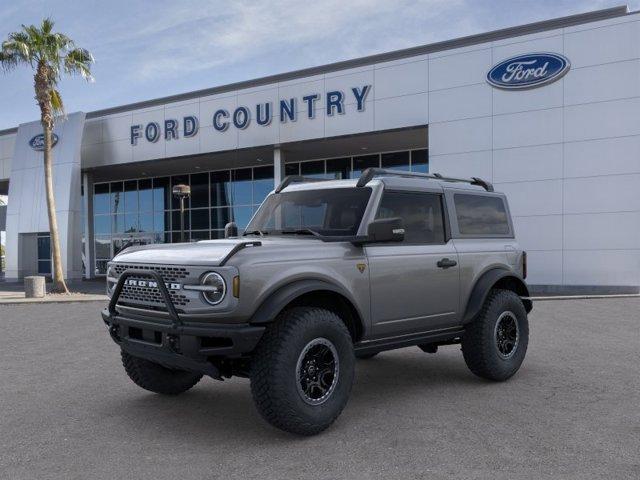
[454,193,511,236]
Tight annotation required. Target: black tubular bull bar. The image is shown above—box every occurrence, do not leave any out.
[109,269,182,327]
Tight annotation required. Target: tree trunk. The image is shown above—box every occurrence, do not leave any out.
[36,65,68,294]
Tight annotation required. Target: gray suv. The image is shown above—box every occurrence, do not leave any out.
[102,168,532,435]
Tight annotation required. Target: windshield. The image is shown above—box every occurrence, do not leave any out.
[245,187,372,236]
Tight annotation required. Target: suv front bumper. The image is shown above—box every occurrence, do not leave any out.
[102,268,265,378]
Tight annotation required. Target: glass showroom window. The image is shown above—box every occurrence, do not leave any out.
[92,164,275,273]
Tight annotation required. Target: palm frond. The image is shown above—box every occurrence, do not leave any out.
[50,88,64,116]
[64,47,94,81]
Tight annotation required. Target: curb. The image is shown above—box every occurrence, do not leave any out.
[528,294,640,301]
[0,295,108,305]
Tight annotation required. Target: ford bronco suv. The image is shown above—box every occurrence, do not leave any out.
[102,168,532,435]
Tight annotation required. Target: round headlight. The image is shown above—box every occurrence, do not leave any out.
[201,272,226,305]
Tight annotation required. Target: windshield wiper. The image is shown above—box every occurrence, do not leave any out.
[280,228,321,237]
[243,229,268,237]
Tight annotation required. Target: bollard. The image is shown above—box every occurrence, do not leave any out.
[24,276,46,298]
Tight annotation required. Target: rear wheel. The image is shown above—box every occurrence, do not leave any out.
[462,289,529,381]
[250,307,355,436]
[121,351,202,395]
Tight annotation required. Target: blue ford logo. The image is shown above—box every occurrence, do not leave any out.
[29,133,59,151]
[487,53,570,90]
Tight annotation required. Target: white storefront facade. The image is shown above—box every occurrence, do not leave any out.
[0,6,638,293]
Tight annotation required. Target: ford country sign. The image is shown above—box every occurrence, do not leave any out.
[487,53,570,90]
[29,133,59,151]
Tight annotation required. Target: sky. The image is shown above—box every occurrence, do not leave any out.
[0,0,638,130]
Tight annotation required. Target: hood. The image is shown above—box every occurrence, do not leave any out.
[111,236,339,266]
[112,238,251,266]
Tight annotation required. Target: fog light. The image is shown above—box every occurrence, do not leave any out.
[201,272,226,305]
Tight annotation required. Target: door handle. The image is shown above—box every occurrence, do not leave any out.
[437,258,457,269]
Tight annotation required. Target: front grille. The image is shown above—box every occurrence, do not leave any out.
[113,264,189,282]
[112,263,195,310]
[120,284,189,307]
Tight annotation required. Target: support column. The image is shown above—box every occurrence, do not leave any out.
[273,146,286,188]
[82,172,94,279]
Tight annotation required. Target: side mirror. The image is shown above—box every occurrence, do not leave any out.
[224,222,238,238]
[366,217,405,243]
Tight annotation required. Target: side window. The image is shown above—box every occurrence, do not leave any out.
[454,193,510,236]
[375,191,445,244]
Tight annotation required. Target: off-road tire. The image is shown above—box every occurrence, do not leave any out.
[356,352,378,360]
[250,307,355,436]
[121,351,202,395]
[462,289,529,381]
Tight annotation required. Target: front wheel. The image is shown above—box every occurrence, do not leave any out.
[462,289,529,381]
[250,307,355,436]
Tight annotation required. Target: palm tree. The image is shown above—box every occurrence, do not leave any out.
[0,18,93,293]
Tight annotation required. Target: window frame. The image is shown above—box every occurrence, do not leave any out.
[373,188,449,246]
[445,189,514,239]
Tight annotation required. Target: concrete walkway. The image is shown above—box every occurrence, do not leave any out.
[0,278,107,304]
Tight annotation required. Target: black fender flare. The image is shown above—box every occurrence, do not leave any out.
[249,279,362,326]
[463,268,532,324]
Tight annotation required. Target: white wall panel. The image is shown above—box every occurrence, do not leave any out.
[564,97,640,142]
[513,215,563,251]
[429,116,491,155]
[324,69,374,107]
[374,60,428,100]
[564,212,640,250]
[563,250,640,286]
[564,59,640,106]
[525,250,563,285]
[493,143,563,183]
[491,32,563,59]
[325,102,374,137]
[564,20,640,68]
[493,80,563,115]
[428,83,492,123]
[279,109,325,143]
[429,150,492,181]
[429,48,492,91]
[373,93,428,131]
[563,174,640,214]
[493,108,563,149]
[496,180,563,216]
[564,135,640,178]
[102,113,133,142]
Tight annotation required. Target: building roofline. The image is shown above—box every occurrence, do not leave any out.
[0,5,630,136]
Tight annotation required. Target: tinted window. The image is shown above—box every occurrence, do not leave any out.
[376,192,445,244]
[454,194,510,235]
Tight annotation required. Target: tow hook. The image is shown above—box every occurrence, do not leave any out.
[108,324,121,342]
[167,334,181,353]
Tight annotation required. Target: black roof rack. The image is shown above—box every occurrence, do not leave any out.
[274,175,334,193]
[356,168,494,192]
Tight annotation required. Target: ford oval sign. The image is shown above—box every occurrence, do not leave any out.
[29,133,59,151]
[487,53,570,90]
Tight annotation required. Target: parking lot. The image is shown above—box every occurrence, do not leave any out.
[1,298,638,479]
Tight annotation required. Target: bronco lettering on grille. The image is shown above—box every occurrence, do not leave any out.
[123,279,181,290]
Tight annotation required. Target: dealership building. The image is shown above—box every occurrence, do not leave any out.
[0,5,638,293]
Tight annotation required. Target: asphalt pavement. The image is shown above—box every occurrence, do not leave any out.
[1,298,638,479]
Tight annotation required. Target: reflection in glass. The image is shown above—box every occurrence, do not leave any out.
[139,179,153,212]
[111,182,123,214]
[153,177,170,211]
[300,160,327,178]
[210,171,231,208]
[172,210,190,231]
[191,208,210,230]
[352,154,379,179]
[411,149,428,173]
[231,169,252,206]
[124,213,138,233]
[94,215,110,235]
[253,166,274,205]
[124,180,138,212]
[231,205,254,229]
[381,151,410,171]
[171,175,190,209]
[211,207,231,229]
[94,183,110,214]
[326,158,350,180]
[190,172,209,208]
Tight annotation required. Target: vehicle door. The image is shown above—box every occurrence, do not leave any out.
[365,188,460,338]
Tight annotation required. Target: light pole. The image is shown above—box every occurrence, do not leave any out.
[172,184,191,242]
